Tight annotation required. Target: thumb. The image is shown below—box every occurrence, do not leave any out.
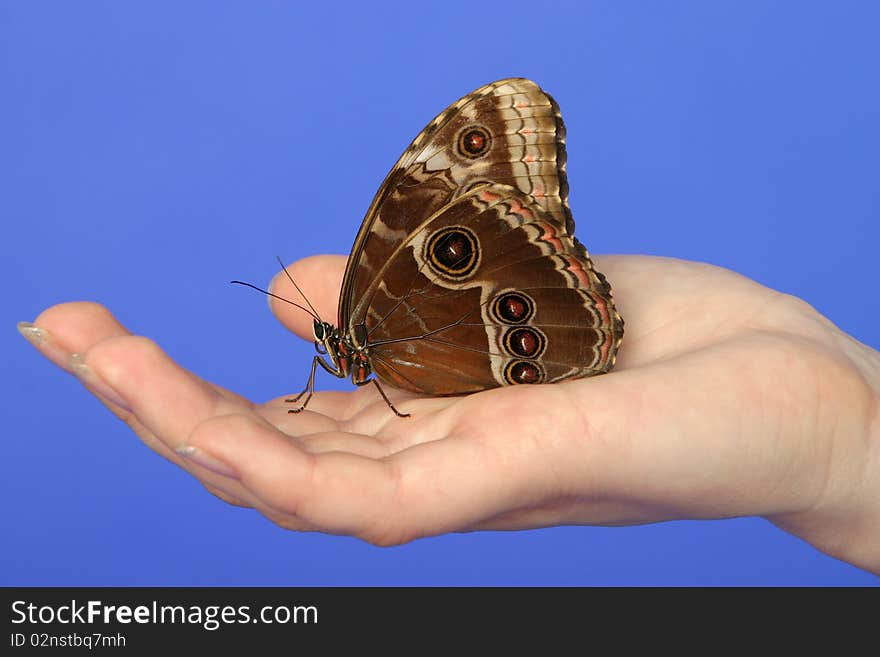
[269,254,347,341]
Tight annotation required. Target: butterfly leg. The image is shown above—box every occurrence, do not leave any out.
[285,356,321,413]
[356,378,410,418]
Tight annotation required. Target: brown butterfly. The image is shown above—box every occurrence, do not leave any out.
[276,78,624,416]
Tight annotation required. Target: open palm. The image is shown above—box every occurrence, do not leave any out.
[22,254,880,572]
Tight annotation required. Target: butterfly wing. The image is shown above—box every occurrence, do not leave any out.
[362,184,623,394]
[339,78,576,331]
[337,78,623,395]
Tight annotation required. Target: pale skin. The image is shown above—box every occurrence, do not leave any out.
[19,254,880,574]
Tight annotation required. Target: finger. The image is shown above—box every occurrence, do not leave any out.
[180,388,581,545]
[259,391,361,427]
[292,430,395,459]
[33,307,268,491]
[259,506,320,533]
[179,412,408,542]
[81,334,258,455]
[23,301,133,373]
[22,303,178,455]
[24,302,268,507]
[26,302,250,406]
[25,301,252,453]
[30,303,258,453]
[177,414,330,532]
[179,447,277,511]
[268,254,347,341]
[203,474,318,528]
[259,387,426,436]
[203,482,253,509]
[267,395,453,456]
[25,302,357,526]
[197,459,320,530]
[188,442,323,530]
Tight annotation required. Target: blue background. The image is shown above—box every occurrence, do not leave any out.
[2,1,878,585]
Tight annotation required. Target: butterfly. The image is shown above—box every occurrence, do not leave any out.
[276,78,624,417]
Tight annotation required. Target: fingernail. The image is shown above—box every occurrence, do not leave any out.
[18,321,77,370]
[69,353,131,411]
[176,445,238,478]
[17,321,48,346]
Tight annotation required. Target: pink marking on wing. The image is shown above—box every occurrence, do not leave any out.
[598,332,612,365]
[589,289,612,325]
[533,183,545,199]
[519,127,534,135]
[563,255,592,288]
[524,154,536,163]
[480,189,502,202]
[515,101,528,109]
[539,223,564,251]
[508,197,534,220]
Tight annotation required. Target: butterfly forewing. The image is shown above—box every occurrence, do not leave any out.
[339,78,575,331]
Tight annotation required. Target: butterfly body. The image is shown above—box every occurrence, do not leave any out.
[309,320,371,385]
[291,78,623,415]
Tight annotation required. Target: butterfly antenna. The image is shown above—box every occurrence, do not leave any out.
[275,255,323,321]
[230,280,320,322]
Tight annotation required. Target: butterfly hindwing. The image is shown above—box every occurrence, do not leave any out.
[361,184,622,395]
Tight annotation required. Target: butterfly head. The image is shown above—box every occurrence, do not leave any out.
[313,319,328,341]
[311,319,361,381]
[312,319,339,352]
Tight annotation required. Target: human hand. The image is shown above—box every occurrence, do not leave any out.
[20,254,880,573]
